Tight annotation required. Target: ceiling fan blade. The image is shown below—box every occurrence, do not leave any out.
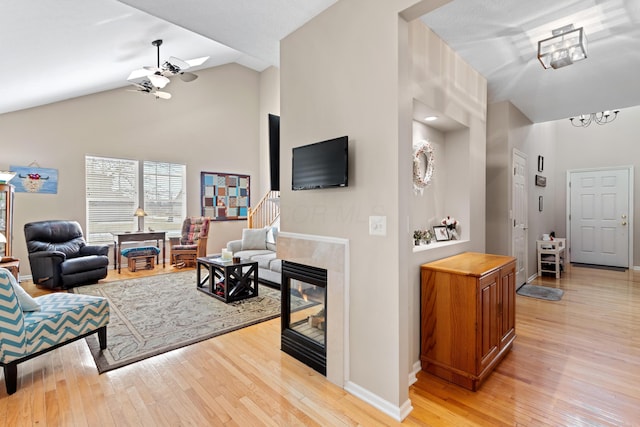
[143,66,162,73]
[179,72,198,82]
[166,56,190,71]
[128,68,151,80]
[186,56,209,67]
[148,73,170,89]
[153,90,172,100]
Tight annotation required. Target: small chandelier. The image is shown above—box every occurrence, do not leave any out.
[570,110,620,127]
[538,24,587,69]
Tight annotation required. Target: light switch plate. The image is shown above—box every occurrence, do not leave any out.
[369,215,387,236]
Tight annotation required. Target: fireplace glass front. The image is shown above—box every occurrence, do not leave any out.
[281,261,327,375]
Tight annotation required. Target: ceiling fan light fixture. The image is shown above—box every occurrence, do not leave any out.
[148,73,170,89]
[537,24,587,69]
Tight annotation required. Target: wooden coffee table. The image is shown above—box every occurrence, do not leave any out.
[196,256,258,303]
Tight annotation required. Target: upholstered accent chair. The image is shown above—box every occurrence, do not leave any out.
[169,217,211,267]
[0,268,109,394]
[24,220,110,289]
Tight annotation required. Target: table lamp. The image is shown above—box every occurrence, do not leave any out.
[0,171,16,184]
[133,207,147,232]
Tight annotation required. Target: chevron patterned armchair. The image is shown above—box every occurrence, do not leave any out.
[0,268,109,395]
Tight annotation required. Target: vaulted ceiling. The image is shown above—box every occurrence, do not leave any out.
[2,0,638,123]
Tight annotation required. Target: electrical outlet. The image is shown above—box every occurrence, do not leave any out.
[369,216,387,236]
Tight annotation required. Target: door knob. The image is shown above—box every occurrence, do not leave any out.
[622,221,628,226]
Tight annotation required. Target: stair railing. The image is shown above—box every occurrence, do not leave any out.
[248,190,280,228]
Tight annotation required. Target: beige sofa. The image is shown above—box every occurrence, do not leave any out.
[226,226,281,288]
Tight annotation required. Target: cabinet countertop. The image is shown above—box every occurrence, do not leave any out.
[421,252,516,277]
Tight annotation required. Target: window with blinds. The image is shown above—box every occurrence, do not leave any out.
[143,161,186,236]
[85,156,186,243]
[85,156,138,243]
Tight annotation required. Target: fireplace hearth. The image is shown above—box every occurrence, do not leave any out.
[281,261,327,375]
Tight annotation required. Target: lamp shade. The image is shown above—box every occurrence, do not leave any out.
[0,171,16,183]
[538,25,587,69]
[134,207,147,217]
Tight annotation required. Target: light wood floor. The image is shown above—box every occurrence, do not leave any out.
[2,263,640,426]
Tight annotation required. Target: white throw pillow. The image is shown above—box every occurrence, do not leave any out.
[241,228,268,250]
[3,268,41,312]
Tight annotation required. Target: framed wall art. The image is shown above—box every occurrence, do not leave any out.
[9,164,58,194]
[201,171,250,221]
[433,225,450,242]
[538,155,544,172]
[535,175,547,187]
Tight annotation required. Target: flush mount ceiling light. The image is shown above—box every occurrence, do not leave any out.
[570,110,620,127]
[127,39,209,99]
[537,24,587,69]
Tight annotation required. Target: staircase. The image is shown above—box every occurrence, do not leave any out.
[248,190,280,228]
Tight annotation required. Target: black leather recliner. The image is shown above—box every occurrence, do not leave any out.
[24,220,110,289]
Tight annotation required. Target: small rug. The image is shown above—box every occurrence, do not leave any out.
[72,270,307,373]
[516,284,564,301]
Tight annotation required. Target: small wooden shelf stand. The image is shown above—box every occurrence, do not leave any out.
[537,238,566,278]
[127,255,155,272]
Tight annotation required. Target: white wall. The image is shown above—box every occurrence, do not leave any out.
[554,105,640,267]
[487,101,639,275]
[281,0,486,418]
[0,63,267,269]
[486,101,556,278]
[258,66,281,197]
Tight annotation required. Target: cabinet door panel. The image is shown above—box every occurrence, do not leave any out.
[478,271,499,374]
[500,262,516,347]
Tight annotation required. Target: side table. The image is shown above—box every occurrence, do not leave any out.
[196,256,258,303]
[0,259,19,281]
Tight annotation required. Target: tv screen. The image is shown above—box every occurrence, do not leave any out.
[268,114,280,191]
[292,136,348,191]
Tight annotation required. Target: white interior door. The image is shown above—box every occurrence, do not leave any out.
[569,168,631,267]
[512,150,527,286]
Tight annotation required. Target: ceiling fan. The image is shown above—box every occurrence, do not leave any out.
[127,39,209,97]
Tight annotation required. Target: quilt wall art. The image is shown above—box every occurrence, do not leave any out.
[201,171,250,220]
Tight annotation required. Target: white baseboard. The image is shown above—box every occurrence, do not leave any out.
[344,380,413,421]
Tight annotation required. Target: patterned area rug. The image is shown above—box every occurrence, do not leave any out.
[72,270,297,373]
[516,284,564,301]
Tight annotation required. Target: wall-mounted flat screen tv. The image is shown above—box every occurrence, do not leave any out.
[292,136,348,191]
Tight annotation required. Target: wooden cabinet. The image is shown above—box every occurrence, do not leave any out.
[420,252,516,391]
[0,184,15,257]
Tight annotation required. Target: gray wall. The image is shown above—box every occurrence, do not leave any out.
[487,101,639,277]
[280,0,487,415]
[554,105,640,267]
[0,63,278,269]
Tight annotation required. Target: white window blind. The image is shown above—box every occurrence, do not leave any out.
[85,156,138,243]
[143,161,186,236]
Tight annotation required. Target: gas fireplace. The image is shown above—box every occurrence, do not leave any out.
[281,261,327,375]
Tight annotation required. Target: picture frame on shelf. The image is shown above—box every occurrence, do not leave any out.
[433,225,450,242]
